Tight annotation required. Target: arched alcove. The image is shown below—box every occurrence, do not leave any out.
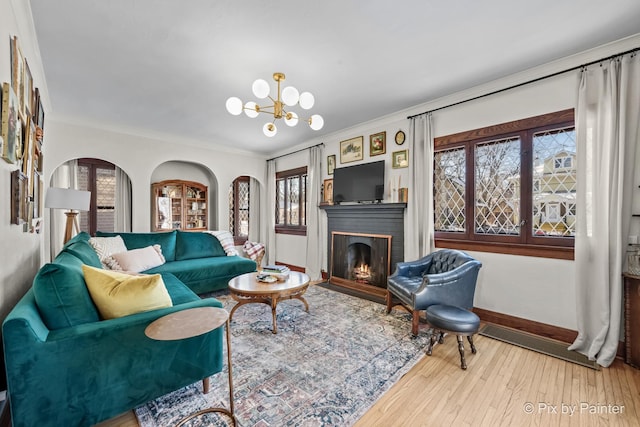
[151,161,219,229]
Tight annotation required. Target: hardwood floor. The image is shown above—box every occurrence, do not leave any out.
[98,330,640,427]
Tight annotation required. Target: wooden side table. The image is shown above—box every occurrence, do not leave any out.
[623,273,640,368]
[145,307,237,425]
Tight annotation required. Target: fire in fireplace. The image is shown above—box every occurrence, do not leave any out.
[330,231,391,297]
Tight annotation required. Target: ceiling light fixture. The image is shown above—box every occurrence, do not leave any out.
[225,72,324,137]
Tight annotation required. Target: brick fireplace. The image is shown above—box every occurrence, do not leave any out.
[320,203,406,298]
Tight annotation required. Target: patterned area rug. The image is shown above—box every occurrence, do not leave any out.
[135,285,429,426]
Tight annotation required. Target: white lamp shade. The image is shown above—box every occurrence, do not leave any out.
[263,122,277,137]
[226,97,243,115]
[285,112,299,127]
[299,92,315,109]
[244,101,259,118]
[45,188,91,211]
[252,79,270,99]
[281,86,299,106]
[309,114,324,130]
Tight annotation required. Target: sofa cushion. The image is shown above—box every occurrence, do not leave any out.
[95,230,177,261]
[145,256,256,294]
[160,272,202,305]
[105,245,166,272]
[82,265,173,319]
[89,236,128,267]
[61,240,103,268]
[175,231,226,260]
[33,253,100,329]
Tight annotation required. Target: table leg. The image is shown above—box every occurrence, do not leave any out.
[176,318,236,426]
[271,298,278,334]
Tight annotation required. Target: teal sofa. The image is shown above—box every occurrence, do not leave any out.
[95,230,257,294]
[2,231,254,427]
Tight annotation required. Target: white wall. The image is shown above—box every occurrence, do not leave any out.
[43,121,266,239]
[0,0,47,328]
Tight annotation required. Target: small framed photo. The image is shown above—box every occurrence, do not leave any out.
[369,131,386,156]
[1,82,21,164]
[392,149,409,169]
[323,179,334,204]
[340,136,363,164]
[327,154,336,175]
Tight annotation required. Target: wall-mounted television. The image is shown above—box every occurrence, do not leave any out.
[333,160,385,204]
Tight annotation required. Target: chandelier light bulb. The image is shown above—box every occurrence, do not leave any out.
[309,114,324,131]
[252,79,270,99]
[299,92,315,110]
[285,112,299,127]
[244,101,259,118]
[263,122,277,137]
[281,86,300,107]
[226,97,243,115]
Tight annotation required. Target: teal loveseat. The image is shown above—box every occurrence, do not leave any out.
[2,231,254,427]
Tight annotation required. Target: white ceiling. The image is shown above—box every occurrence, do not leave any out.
[29,0,640,156]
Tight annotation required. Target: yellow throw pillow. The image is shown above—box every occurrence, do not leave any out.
[82,265,172,319]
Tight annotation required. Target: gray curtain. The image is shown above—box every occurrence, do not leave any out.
[265,159,277,265]
[248,177,260,242]
[114,167,132,232]
[405,113,435,261]
[305,145,323,280]
[569,53,640,367]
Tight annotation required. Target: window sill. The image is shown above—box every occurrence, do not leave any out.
[275,227,307,236]
[435,238,574,260]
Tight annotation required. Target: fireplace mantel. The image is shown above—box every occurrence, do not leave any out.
[320,203,406,296]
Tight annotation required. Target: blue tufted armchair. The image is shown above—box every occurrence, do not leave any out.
[386,249,482,335]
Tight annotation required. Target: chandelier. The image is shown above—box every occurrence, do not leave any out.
[225,72,324,137]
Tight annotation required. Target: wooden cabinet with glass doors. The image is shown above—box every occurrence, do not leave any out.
[152,180,207,231]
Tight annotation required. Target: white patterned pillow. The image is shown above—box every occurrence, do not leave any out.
[104,245,166,273]
[207,230,239,256]
[88,236,128,268]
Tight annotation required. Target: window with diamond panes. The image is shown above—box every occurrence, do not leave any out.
[77,158,117,235]
[434,148,466,232]
[532,127,576,237]
[433,109,575,259]
[474,137,521,236]
[229,177,250,245]
[275,167,307,235]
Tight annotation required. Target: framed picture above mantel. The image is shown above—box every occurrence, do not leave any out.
[340,136,363,164]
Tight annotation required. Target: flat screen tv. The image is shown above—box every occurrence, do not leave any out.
[333,160,385,204]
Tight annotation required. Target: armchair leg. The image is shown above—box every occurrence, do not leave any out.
[457,335,467,370]
[426,328,436,356]
[411,310,420,336]
[386,292,393,314]
[468,335,477,354]
[203,377,210,394]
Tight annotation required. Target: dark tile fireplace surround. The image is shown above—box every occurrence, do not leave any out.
[320,203,406,298]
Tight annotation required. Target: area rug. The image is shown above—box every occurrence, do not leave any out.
[135,285,430,426]
[479,324,600,370]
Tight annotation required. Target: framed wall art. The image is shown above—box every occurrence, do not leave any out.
[369,131,386,156]
[323,178,334,204]
[1,82,20,164]
[10,36,25,119]
[340,136,363,164]
[327,154,336,175]
[10,169,27,225]
[392,149,409,169]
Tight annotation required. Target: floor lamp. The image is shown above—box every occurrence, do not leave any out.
[45,187,91,244]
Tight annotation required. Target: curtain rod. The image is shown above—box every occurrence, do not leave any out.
[267,142,325,162]
[407,46,639,120]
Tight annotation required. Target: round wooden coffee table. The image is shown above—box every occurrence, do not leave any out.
[228,271,311,334]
